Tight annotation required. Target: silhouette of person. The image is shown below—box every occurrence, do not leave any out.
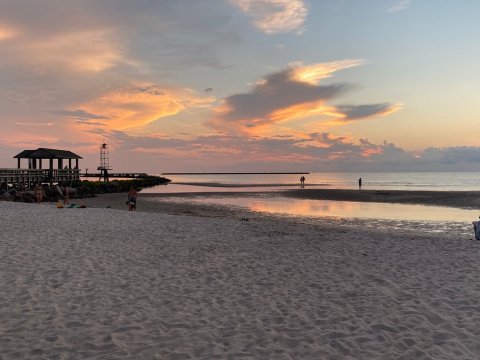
[358,177,362,190]
[34,183,43,203]
[300,176,305,188]
[63,184,70,205]
[127,187,138,211]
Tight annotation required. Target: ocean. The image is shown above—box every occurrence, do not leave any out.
[149,172,480,192]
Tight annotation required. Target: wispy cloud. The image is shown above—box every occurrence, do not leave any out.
[15,122,58,127]
[45,109,114,121]
[388,0,411,13]
[231,0,307,34]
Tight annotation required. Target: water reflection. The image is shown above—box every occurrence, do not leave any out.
[151,195,478,222]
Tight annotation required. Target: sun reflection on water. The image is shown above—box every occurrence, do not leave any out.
[153,195,478,223]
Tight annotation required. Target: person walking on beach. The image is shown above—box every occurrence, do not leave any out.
[300,176,305,188]
[34,183,43,203]
[127,187,138,211]
[358,177,362,190]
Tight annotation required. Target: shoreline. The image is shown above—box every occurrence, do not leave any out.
[71,188,480,217]
[67,191,476,237]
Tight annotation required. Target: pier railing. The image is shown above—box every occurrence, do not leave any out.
[0,168,80,187]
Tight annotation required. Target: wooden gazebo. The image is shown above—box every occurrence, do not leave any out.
[14,148,82,170]
[12,148,82,184]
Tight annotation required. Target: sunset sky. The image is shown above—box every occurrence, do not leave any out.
[1,0,479,172]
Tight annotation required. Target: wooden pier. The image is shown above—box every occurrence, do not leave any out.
[81,172,149,179]
[0,168,80,188]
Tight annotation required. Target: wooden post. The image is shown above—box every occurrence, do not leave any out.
[69,159,72,169]
[17,158,20,169]
[49,158,54,184]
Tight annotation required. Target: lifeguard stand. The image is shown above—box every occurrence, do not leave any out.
[97,143,112,182]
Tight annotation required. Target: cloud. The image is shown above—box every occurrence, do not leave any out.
[334,103,402,122]
[2,27,134,74]
[420,146,480,165]
[231,0,307,34]
[46,109,114,121]
[15,122,58,127]
[100,130,480,173]
[0,0,237,152]
[388,0,411,13]
[210,60,399,134]
[0,25,17,41]
[75,83,215,130]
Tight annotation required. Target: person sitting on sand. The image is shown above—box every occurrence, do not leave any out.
[127,187,137,211]
[34,183,43,203]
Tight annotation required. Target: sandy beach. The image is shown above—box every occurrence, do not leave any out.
[1,195,480,359]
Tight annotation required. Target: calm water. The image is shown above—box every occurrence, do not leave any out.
[146,172,480,192]
[151,196,477,223]
[141,172,480,223]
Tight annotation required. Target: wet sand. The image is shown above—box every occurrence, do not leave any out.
[281,189,480,210]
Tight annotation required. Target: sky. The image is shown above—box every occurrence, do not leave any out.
[1,0,480,173]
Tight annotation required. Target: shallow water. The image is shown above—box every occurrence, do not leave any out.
[149,194,479,223]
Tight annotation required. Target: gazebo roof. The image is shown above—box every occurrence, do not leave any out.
[14,148,83,160]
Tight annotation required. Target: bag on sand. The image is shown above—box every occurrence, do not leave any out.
[473,221,480,240]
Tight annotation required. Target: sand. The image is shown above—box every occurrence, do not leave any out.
[1,196,480,359]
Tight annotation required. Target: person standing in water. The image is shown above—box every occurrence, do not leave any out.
[358,177,362,190]
[300,176,305,188]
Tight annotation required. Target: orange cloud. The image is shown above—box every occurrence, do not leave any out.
[269,101,342,123]
[0,25,16,41]
[76,83,215,131]
[211,60,367,135]
[212,60,402,139]
[291,59,366,84]
[231,0,307,34]
[362,148,384,157]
